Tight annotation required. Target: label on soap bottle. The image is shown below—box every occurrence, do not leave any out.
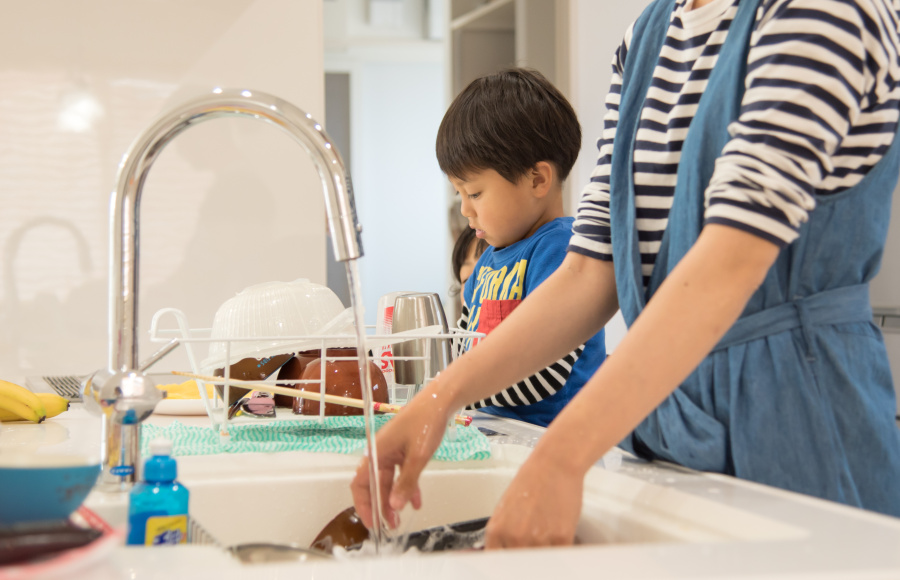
[144,515,188,546]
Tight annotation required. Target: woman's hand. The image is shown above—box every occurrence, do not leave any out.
[485,453,584,548]
[350,382,453,530]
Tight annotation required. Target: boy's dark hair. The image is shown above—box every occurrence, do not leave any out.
[452,227,488,284]
[436,68,581,183]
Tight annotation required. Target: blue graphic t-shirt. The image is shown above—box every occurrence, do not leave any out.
[459,218,606,427]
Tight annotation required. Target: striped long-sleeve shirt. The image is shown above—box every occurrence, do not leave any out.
[568,0,900,289]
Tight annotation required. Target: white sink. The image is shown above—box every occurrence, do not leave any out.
[182,440,803,550]
[76,411,900,579]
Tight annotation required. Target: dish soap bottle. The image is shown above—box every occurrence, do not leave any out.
[126,437,190,546]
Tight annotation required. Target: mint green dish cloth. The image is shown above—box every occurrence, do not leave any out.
[141,415,490,462]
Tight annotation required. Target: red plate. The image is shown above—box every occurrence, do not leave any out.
[0,507,122,579]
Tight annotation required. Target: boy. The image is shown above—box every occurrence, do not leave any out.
[437,68,606,427]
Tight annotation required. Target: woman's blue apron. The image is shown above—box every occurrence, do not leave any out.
[611,0,900,516]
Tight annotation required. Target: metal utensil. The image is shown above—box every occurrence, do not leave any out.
[228,543,332,563]
[400,516,488,552]
[391,293,452,398]
[344,516,489,553]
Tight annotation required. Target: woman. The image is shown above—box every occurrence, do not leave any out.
[352,0,900,547]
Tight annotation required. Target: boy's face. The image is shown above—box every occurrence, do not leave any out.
[450,168,546,249]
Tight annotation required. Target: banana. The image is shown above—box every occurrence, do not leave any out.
[0,407,26,422]
[0,379,46,423]
[0,396,44,423]
[0,395,67,422]
[36,392,69,418]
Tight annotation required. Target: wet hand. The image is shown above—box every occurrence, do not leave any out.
[485,455,583,549]
[350,386,452,530]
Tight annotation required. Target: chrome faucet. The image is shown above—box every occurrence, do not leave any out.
[84,89,364,491]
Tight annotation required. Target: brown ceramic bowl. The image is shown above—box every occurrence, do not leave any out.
[310,506,370,552]
[272,348,348,408]
[213,353,293,406]
[278,347,387,416]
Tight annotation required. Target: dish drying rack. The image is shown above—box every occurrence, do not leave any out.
[148,308,484,434]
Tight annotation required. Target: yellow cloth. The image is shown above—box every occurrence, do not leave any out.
[155,380,215,400]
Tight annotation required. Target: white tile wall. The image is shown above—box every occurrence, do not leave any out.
[0,0,326,383]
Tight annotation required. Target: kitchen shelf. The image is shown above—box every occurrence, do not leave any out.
[873,306,900,333]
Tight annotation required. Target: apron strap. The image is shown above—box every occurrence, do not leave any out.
[713,284,872,353]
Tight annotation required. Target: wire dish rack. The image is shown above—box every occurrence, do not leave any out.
[148,308,483,434]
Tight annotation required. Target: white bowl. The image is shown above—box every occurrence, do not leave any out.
[201,279,346,372]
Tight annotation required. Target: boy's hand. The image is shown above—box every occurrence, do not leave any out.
[350,382,453,530]
[485,451,583,548]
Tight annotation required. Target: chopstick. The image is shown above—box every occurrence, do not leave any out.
[171,371,474,427]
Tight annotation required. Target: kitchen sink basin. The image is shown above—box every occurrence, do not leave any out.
[181,443,805,550]
[77,412,900,577]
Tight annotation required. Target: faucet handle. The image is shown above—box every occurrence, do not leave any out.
[83,368,163,424]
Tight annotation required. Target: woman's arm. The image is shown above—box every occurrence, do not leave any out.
[484,223,780,548]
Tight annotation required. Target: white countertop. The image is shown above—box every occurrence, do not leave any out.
[3,405,900,579]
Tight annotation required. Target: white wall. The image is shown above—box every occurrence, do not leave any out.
[0,0,326,383]
[871,189,900,308]
[568,0,649,352]
[871,185,900,411]
[325,8,449,325]
[353,60,449,322]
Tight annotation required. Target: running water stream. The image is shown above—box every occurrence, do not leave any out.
[343,264,462,556]
[345,259,388,551]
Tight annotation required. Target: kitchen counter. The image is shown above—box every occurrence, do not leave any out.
[3,405,900,579]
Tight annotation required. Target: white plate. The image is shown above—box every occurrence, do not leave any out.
[153,399,207,416]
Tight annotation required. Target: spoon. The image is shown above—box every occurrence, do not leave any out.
[228,542,332,564]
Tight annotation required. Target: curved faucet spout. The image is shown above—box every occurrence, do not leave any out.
[110,88,363,372]
[91,89,364,490]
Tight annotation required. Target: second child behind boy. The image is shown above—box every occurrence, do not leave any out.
[439,68,606,428]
